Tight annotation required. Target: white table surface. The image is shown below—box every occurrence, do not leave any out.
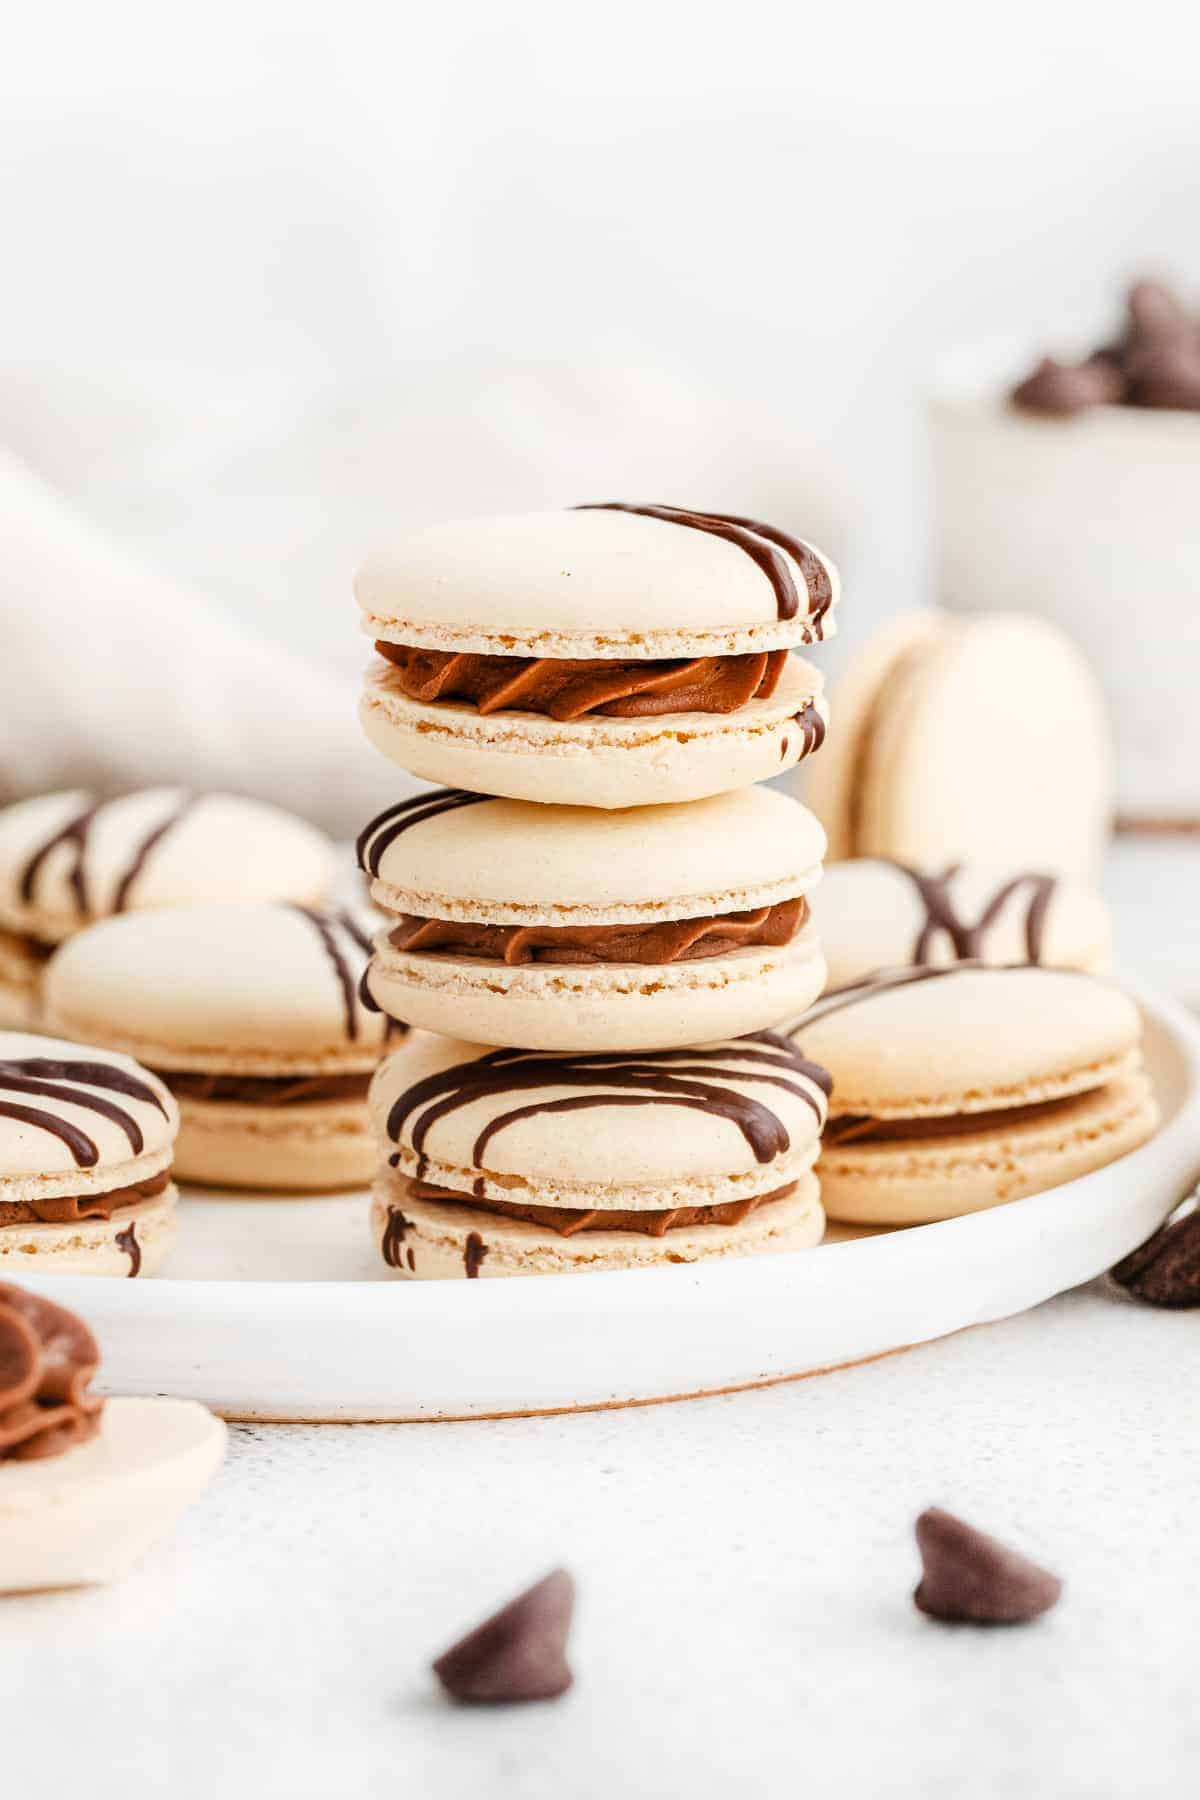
[8,838,1200,1800]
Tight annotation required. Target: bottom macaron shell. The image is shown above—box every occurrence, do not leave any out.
[172,1098,375,1192]
[0,1187,178,1276]
[359,664,827,809]
[818,1073,1160,1225]
[369,1173,825,1279]
[0,1397,226,1594]
[368,932,827,1054]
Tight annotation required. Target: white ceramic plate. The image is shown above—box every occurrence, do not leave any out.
[20,985,1200,1422]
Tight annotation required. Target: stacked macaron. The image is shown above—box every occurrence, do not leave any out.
[354,504,841,1277]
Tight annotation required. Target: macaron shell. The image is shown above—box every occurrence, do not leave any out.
[369,1172,825,1279]
[792,967,1144,1116]
[171,1096,375,1191]
[356,509,839,655]
[0,1185,177,1276]
[369,1030,828,1210]
[0,1397,226,1592]
[818,1072,1160,1224]
[44,904,388,1072]
[0,1033,178,1186]
[0,789,333,941]
[367,929,827,1053]
[364,783,825,924]
[360,658,828,810]
[811,860,1112,988]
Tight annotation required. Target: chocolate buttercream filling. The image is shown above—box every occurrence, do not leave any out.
[375,642,791,720]
[0,1167,171,1228]
[406,1177,799,1238]
[158,1071,371,1106]
[388,896,808,966]
[0,1282,103,1461]
[823,1089,1101,1148]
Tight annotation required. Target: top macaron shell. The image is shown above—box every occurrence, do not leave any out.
[810,860,1112,987]
[792,966,1143,1117]
[0,1032,177,1199]
[369,1029,830,1211]
[357,507,840,658]
[0,789,333,943]
[43,904,388,1073]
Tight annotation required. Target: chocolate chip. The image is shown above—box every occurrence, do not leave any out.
[1126,278,1197,347]
[1010,355,1124,416]
[1111,1204,1200,1307]
[432,1568,575,1703]
[913,1508,1062,1624]
[1126,341,1200,411]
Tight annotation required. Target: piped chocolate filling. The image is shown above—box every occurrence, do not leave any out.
[388,896,808,966]
[406,1177,799,1238]
[823,1089,1099,1148]
[375,642,791,720]
[159,1071,372,1106]
[0,1167,171,1228]
[0,1284,104,1461]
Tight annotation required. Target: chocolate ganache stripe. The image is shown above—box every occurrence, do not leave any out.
[18,799,102,915]
[289,906,362,1043]
[115,1223,141,1277]
[355,789,488,878]
[0,1057,167,1161]
[386,1034,830,1174]
[892,864,1058,965]
[112,794,200,912]
[575,503,832,629]
[792,964,969,1030]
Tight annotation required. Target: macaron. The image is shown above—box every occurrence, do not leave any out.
[358,785,827,1051]
[810,859,1111,988]
[0,1283,226,1592]
[0,788,334,1029]
[367,1029,831,1279]
[43,904,401,1191]
[357,505,838,809]
[789,965,1158,1225]
[0,1033,179,1276]
[800,611,1111,878]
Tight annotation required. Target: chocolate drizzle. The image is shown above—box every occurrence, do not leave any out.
[794,702,826,757]
[111,795,200,911]
[0,1057,167,1167]
[356,789,488,879]
[575,503,834,631]
[381,1205,411,1268]
[289,907,364,1042]
[891,864,1057,965]
[463,1232,488,1278]
[115,1222,141,1278]
[16,791,204,921]
[386,1034,831,1178]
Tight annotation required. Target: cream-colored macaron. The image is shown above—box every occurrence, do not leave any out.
[368,1028,831,1278]
[0,1283,225,1592]
[358,785,827,1051]
[811,859,1111,988]
[789,965,1158,1225]
[800,611,1111,878]
[0,788,334,1029]
[357,505,838,808]
[0,1033,179,1277]
[43,904,401,1192]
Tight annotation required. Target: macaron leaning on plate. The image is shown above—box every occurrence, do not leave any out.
[0,1033,179,1276]
[357,504,838,809]
[0,787,334,1030]
[0,1283,225,1593]
[800,611,1111,879]
[43,904,402,1191]
[810,859,1112,988]
[359,785,827,1051]
[368,1029,831,1279]
[789,965,1159,1225]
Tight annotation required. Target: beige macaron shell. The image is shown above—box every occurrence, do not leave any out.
[0,1033,177,1201]
[794,967,1144,1118]
[360,656,828,810]
[811,860,1112,988]
[850,615,1111,880]
[0,1397,225,1593]
[356,508,839,656]
[171,1096,375,1191]
[0,1186,177,1275]
[43,904,387,1073]
[369,1030,828,1210]
[0,789,333,942]
[370,1171,825,1278]
[819,1071,1159,1225]
[366,785,826,925]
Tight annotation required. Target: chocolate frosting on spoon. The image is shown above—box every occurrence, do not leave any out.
[0,1283,104,1462]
